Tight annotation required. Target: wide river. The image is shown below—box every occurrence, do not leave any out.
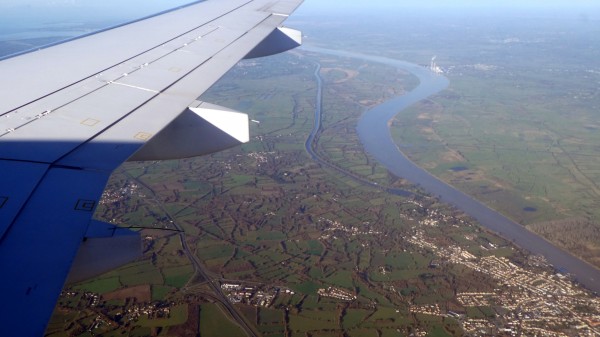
[302,45,600,293]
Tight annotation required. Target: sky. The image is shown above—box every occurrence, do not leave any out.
[0,0,194,42]
[295,0,600,15]
[0,0,598,40]
[302,0,599,8]
[0,0,193,28]
[0,0,191,10]
[1,0,598,11]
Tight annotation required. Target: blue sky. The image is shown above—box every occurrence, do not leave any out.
[1,0,598,10]
[0,0,192,25]
[297,0,600,12]
[0,0,598,33]
[0,0,193,37]
[0,0,190,9]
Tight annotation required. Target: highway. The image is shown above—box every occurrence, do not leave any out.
[125,170,260,337]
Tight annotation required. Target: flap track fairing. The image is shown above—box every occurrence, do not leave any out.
[244,27,302,59]
[129,102,249,161]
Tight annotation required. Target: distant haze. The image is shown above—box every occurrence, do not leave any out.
[297,0,600,18]
[1,1,598,26]
[301,0,598,8]
[0,0,193,42]
[0,0,191,10]
[1,0,598,42]
[0,0,193,26]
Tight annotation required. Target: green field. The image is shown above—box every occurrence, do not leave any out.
[342,309,371,329]
[73,277,121,294]
[382,18,600,267]
[289,312,339,332]
[199,303,246,337]
[163,265,194,288]
[138,304,188,328]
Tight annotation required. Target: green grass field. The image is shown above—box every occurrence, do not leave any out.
[389,49,600,267]
[138,304,188,328]
[199,303,246,337]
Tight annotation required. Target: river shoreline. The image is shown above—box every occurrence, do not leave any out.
[301,45,600,293]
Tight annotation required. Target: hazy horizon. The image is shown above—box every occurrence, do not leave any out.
[2,0,599,58]
[1,0,598,35]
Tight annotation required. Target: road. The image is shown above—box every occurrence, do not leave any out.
[124,170,260,337]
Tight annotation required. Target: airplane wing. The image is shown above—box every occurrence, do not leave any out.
[0,0,303,334]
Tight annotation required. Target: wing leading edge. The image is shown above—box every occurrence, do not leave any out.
[0,0,303,334]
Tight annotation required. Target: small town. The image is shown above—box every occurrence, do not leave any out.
[318,216,382,241]
[310,200,600,336]
[220,283,279,307]
[406,216,600,337]
[317,287,357,301]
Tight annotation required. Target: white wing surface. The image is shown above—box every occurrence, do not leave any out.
[0,0,303,334]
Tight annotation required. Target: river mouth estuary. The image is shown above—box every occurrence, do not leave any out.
[303,45,600,294]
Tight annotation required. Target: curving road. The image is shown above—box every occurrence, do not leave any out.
[302,45,600,293]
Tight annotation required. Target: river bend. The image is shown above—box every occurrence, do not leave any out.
[302,45,600,293]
